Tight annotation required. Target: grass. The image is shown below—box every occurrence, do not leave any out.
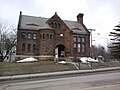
[0,60,119,76]
[0,61,76,76]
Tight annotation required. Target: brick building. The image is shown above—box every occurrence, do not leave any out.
[16,12,90,60]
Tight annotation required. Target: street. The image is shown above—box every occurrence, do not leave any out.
[0,71,120,90]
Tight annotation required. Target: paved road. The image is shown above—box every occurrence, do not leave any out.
[0,71,120,90]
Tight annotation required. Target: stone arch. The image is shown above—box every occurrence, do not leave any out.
[55,44,65,57]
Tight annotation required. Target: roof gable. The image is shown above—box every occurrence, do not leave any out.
[46,12,63,23]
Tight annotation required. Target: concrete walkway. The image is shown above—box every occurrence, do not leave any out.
[0,67,120,81]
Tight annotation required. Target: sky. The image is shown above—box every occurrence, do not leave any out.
[0,0,120,48]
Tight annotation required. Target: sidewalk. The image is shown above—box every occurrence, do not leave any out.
[0,67,120,81]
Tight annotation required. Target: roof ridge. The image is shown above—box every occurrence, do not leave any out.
[64,19,77,22]
[22,15,48,19]
[22,15,77,22]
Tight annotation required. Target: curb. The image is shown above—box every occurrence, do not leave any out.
[0,67,120,81]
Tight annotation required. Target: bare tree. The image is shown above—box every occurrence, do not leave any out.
[92,45,107,59]
[0,20,16,62]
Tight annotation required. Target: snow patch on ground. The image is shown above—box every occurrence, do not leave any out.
[16,57,38,62]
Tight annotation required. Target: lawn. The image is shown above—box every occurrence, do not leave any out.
[0,60,119,76]
[0,60,76,76]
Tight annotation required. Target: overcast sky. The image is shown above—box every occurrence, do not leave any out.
[0,0,120,48]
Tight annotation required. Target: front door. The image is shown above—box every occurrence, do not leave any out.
[55,44,65,57]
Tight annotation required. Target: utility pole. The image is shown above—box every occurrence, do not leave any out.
[88,29,96,69]
[88,29,96,57]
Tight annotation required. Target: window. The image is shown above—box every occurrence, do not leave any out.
[43,34,45,39]
[73,36,86,53]
[54,23,57,28]
[22,43,25,51]
[21,32,26,39]
[28,44,31,52]
[74,36,77,42]
[82,44,85,52]
[50,34,53,39]
[73,36,77,51]
[77,44,81,52]
[58,23,60,28]
[27,32,32,39]
[51,22,61,29]
[74,43,77,48]
[33,44,36,52]
[78,37,81,43]
[82,37,85,42]
[51,22,54,28]
[46,34,49,39]
[33,33,37,39]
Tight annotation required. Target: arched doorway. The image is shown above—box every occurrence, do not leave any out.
[55,44,65,58]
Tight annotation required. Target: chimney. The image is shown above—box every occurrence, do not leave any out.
[77,13,84,23]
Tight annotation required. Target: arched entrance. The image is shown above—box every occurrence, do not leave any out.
[55,44,65,58]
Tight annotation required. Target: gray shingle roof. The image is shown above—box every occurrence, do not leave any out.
[64,20,87,34]
[19,15,88,34]
[20,15,52,30]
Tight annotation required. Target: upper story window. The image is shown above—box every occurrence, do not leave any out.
[50,34,53,39]
[54,23,57,28]
[33,33,37,39]
[73,36,77,42]
[58,23,60,28]
[21,32,26,39]
[46,34,49,39]
[73,36,86,53]
[43,34,45,39]
[82,37,85,42]
[51,22,61,29]
[78,37,81,43]
[27,32,32,39]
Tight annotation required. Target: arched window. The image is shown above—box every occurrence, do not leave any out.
[54,23,57,28]
[27,32,32,39]
[51,22,54,28]
[58,23,60,28]
[50,34,53,39]
[21,32,26,39]
[46,34,49,39]
[33,33,37,39]
[51,22,61,29]
[43,34,45,39]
